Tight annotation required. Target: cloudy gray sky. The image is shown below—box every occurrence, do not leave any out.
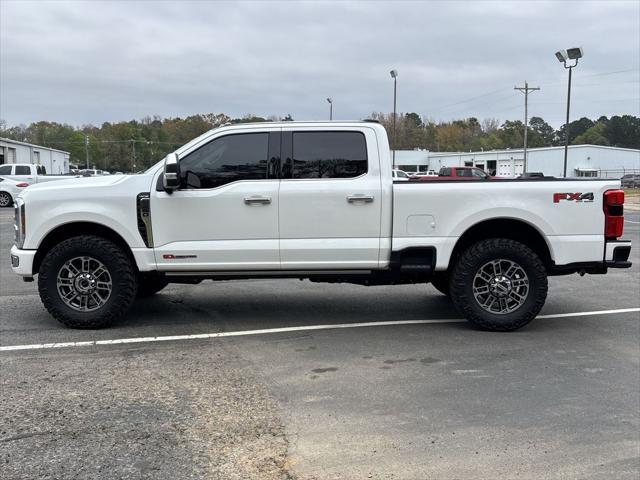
[1,0,639,128]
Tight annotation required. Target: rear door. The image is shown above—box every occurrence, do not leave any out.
[278,127,382,269]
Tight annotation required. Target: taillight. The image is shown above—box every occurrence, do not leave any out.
[16,182,29,187]
[603,189,624,240]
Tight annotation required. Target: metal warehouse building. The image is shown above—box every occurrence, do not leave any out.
[0,137,71,174]
[396,144,640,178]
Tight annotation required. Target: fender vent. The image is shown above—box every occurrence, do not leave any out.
[137,192,153,247]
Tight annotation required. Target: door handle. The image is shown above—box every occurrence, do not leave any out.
[244,195,272,205]
[347,194,374,204]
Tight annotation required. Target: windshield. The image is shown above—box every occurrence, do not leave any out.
[144,159,165,174]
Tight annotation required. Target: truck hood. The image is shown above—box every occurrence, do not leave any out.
[19,174,155,201]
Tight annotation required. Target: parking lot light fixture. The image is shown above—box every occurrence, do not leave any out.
[327,97,333,120]
[555,47,583,177]
[390,69,398,167]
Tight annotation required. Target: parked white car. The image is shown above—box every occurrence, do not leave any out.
[0,164,72,185]
[79,169,110,176]
[10,121,632,331]
[0,176,29,207]
[392,169,410,181]
[410,170,438,178]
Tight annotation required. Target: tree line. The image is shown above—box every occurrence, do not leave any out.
[0,113,638,173]
[371,113,639,153]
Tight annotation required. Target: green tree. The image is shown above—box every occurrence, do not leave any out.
[556,117,594,145]
[498,120,525,148]
[573,122,610,146]
[528,117,554,146]
[604,115,640,149]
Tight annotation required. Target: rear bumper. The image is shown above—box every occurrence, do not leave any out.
[604,240,632,268]
[549,240,632,275]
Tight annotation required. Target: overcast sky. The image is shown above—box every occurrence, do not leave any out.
[1,0,639,128]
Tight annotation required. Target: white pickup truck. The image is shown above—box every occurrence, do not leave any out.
[10,121,632,331]
[0,163,73,185]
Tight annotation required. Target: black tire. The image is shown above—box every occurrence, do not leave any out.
[430,273,450,297]
[0,191,13,208]
[450,238,547,332]
[38,235,137,329]
[137,274,169,298]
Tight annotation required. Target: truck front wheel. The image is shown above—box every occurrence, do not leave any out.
[450,238,547,331]
[38,235,137,329]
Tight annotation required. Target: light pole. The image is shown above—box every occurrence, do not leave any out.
[555,47,583,177]
[390,69,398,167]
[326,98,333,120]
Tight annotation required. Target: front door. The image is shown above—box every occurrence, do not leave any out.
[151,129,281,271]
[278,127,382,270]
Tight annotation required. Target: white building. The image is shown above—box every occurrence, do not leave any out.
[395,145,640,178]
[0,137,71,174]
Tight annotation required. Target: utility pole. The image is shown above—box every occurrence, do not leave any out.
[514,81,540,173]
[131,140,136,173]
[84,134,89,169]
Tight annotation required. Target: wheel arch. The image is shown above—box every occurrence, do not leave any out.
[447,217,553,272]
[33,222,137,275]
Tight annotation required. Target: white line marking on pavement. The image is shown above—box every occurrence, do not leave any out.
[625,219,640,224]
[1,307,639,353]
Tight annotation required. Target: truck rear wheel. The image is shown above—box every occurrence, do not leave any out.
[450,238,547,331]
[38,235,137,329]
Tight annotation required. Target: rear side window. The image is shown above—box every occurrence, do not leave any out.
[291,131,367,179]
[15,166,30,175]
[0,165,11,175]
[179,133,269,189]
[440,168,451,176]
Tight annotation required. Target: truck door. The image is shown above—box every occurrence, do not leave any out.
[278,127,382,269]
[151,129,281,271]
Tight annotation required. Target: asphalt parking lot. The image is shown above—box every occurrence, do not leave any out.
[1,209,639,480]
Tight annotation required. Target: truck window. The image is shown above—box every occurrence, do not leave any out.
[0,165,11,175]
[15,166,31,175]
[179,133,269,189]
[291,131,367,179]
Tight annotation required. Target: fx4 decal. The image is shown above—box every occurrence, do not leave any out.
[553,192,594,203]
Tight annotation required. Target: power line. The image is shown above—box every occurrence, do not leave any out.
[428,68,639,114]
[428,88,510,113]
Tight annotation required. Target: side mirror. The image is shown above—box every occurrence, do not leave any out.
[163,153,180,192]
